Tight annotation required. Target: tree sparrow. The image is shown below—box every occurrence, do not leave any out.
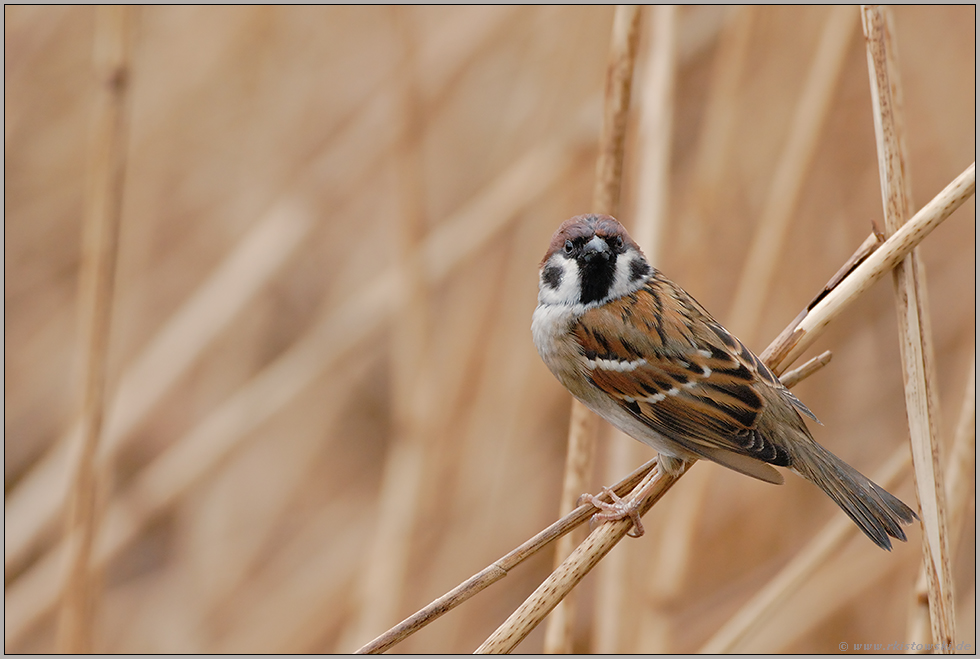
[532,214,917,550]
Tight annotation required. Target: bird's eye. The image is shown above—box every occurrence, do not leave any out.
[614,235,624,249]
[563,239,574,255]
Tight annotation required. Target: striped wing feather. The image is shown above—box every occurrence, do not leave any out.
[573,275,814,483]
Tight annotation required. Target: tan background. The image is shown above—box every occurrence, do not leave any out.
[4,5,975,653]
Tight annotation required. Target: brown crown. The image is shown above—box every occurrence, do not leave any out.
[541,214,643,265]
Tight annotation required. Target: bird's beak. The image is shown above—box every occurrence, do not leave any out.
[581,235,611,262]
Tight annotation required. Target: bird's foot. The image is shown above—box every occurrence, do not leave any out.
[578,486,646,538]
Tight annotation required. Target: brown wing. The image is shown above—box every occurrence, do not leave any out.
[573,273,813,480]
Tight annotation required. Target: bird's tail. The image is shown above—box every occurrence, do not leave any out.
[790,439,918,550]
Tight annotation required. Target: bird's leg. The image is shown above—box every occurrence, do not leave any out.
[657,452,686,477]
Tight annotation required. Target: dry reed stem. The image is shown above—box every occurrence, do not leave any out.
[339,10,436,649]
[56,6,133,652]
[594,5,676,652]
[592,427,646,653]
[805,232,884,312]
[544,401,599,654]
[765,161,975,374]
[776,350,833,389]
[907,358,975,651]
[4,128,587,648]
[862,6,956,649]
[477,462,689,654]
[591,5,643,217]
[700,444,912,653]
[356,352,832,654]
[545,6,642,653]
[728,5,857,344]
[758,231,875,371]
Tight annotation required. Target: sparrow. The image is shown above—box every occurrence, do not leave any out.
[531,214,917,550]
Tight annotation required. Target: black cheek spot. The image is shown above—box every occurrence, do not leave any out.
[629,258,651,282]
[542,264,563,290]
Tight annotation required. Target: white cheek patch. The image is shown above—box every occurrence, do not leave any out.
[605,250,650,301]
[586,357,647,372]
[537,256,582,307]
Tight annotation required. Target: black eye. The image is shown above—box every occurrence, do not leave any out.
[614,235,624,249]
[563,239,574,255]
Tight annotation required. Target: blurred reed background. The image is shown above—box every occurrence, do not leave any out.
[4,5,975,653]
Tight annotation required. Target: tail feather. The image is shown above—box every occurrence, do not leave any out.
[791,440,917,551]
